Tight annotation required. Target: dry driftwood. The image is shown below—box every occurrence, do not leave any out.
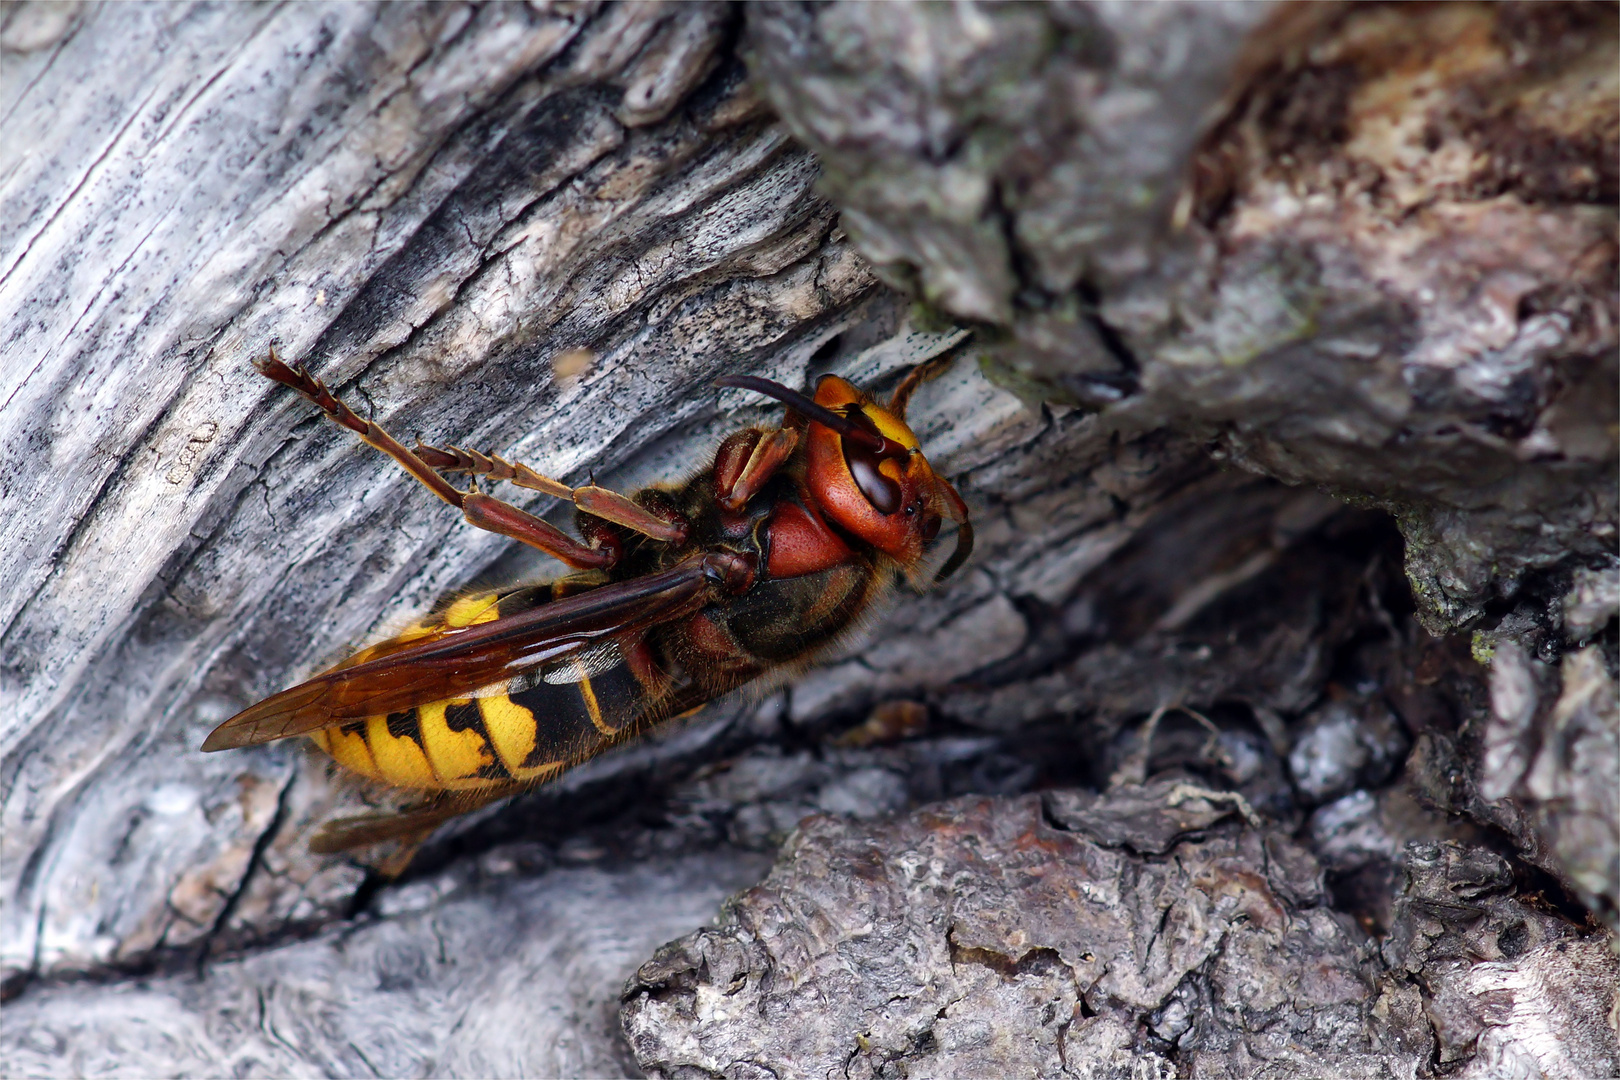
[1,2,1614,1077]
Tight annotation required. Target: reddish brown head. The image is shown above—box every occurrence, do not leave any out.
[715,373,972,581]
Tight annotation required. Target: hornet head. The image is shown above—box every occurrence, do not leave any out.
[715,371,972,581]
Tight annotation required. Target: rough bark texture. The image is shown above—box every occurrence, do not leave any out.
[625,793,1618,1079]
[748,0,1618,636]
[2,2,1615,1078]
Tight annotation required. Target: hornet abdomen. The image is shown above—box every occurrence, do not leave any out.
[309,583,664,791]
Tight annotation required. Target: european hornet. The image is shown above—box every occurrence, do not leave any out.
[204,350,972,860]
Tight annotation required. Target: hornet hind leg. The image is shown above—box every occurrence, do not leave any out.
[256,349,688,569]
[413,442,688,543]
[308,780,533,876]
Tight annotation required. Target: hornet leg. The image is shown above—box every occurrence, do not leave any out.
[709,413,806,512]
[257,349,642,569]
[413,443,689,543]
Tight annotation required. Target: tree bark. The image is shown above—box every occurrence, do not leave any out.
[2,3,1614,1077]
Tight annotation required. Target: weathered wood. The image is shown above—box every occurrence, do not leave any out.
[1,0,853,988]
[1,3,1614,1077]
[0,0,1209,1000]
[746,0,1620,951]
[3,848,773,1078]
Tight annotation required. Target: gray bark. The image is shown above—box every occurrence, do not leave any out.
[625,793,1618,1079]
[748,0,1618,636]
[1,2,1614,1077]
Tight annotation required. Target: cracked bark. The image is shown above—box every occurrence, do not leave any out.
[624,793,1619,1079]
[2,3,1614,1078]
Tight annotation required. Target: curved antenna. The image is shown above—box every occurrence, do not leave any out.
[932,476,974,583]
[887,365,928,420]
[714,375,906,458]
[935,520,974,583]
[889,352,960,419]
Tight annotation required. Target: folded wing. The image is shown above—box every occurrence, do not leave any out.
[202,557,717,751]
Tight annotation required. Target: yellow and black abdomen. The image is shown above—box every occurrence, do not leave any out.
[310,660,650,791]
[310,586,661,792]
[307,536,881,793]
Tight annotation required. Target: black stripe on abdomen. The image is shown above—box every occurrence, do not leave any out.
[445,701,513,780]
[577,660,645,735]
[507,677,608,770]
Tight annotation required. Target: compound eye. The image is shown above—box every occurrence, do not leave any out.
[838,407,909,514]
[846,447,902,514]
